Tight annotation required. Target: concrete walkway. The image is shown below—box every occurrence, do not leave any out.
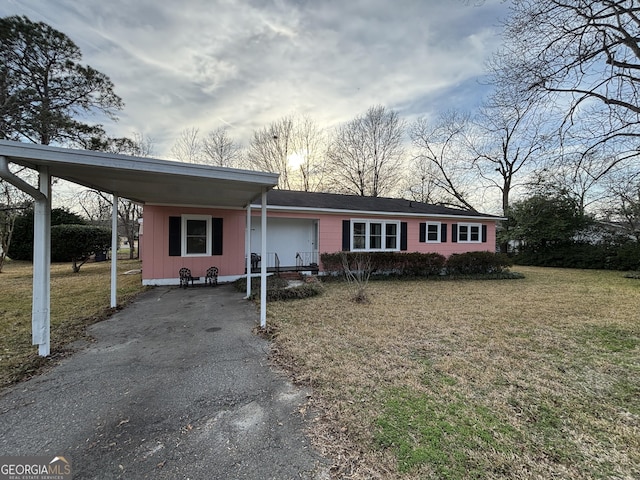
[0,285,328,479]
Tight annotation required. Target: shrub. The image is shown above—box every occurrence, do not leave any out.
[340,252,373,303]
[401,252,447,276]
[514,241,640,271]
[320,252,446,277]
[51,224,111,272]
[266,282,323,301]
[8,207,87,261]
[445,251,512,275]
[233,275,323,301]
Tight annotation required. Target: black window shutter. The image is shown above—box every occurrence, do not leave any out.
[441,223,447,243]
[168,216,181,256]
[400,222,408,251]
[419,223,426,243]
[212,217,223,255]
[342,220,350,251]
[482,224,487,243]
[452,223,458,243]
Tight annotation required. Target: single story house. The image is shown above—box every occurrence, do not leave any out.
[140,189,504,285]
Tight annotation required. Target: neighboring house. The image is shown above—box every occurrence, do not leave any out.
[140,190,504,285]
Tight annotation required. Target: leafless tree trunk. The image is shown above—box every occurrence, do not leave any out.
[201,126,243,168]
[327,105,405,197]
[402,154,441,204]
[409,111,478,210]
[80,133,152,259]
[246,115,327,191]
[0,182,30,272]
[289,115,327,192]
[247,117,295,189]
[170,127,202,163]
[471,82,551,218]
[603,170,640,242]
[0,164,33,272]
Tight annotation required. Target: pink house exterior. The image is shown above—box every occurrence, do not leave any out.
[140,190,504,285]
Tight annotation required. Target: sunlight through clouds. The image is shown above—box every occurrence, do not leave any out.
[0,0,508,156]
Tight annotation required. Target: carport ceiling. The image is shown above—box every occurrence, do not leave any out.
[0,140,278,207]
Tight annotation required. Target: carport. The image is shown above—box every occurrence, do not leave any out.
[0,140,278,356]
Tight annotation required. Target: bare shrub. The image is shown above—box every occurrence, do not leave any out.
[341,252,372,303]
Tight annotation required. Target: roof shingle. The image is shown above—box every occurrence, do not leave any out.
[258,190,501,219]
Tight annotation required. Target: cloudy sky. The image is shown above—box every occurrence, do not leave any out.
[2,0,509,158]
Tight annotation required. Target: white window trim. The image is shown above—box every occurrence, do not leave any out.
[425,221,441,243]
[351,219,401,252]
[458,222,482,243]
[182,214,212,256]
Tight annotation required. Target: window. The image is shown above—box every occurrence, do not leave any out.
[182,215,211,256]
[353,222,366,249]
[426,222,440,242]
[351,220,400,251]
[169,215,223,257]
[369,222,382,249]
[385,223,398,249]
[458,223,481,243]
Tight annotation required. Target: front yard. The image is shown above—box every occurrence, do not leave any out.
[0,259,146,389]
[1,260,638,478]
[268,267,640,479]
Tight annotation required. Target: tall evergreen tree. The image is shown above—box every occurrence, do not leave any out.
[0,15,123,145]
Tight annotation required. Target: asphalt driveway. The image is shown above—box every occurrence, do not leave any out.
[0,285,328,479]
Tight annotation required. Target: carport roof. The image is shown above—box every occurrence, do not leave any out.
[0,140,278,207]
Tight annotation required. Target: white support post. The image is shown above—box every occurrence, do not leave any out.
[32,167,51,357]
[111,194,118,308]
[246,204,252,299]
[260,188,267,329]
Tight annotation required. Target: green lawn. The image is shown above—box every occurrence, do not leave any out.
[2,261,638,478]
[267,267,640,479]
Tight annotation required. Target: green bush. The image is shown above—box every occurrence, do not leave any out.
[233,276,323,301]
[320,251,446,277]
[445,251,512,275]
[401,252,447,276]
[8,207,87,261]
[266,282,323,301]
[607,242,640,271]
[514,241,640,271]
[51,224,111,272]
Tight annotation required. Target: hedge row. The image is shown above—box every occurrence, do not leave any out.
[320,251,512,277]
[514,242,640,271]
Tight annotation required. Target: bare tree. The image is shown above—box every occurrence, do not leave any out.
[79,192,141,259]
[79,133,153,259]
[246,117,295,189]
[0,179,31,272]
[402,153,441,204]
[170,127,202,163]
[532,148,620,216]
[77,189,111,223]
[409,111,478,210]
[470,80,553,217]
[327,105,405,197]
[201,126,242,168]
[246,115,327,191]
[501,0,640,170]
[288,115,327,192]
[603,169,640,241]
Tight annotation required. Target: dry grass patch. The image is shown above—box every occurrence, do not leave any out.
[268,267,640,479]
[0,259,146,389]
